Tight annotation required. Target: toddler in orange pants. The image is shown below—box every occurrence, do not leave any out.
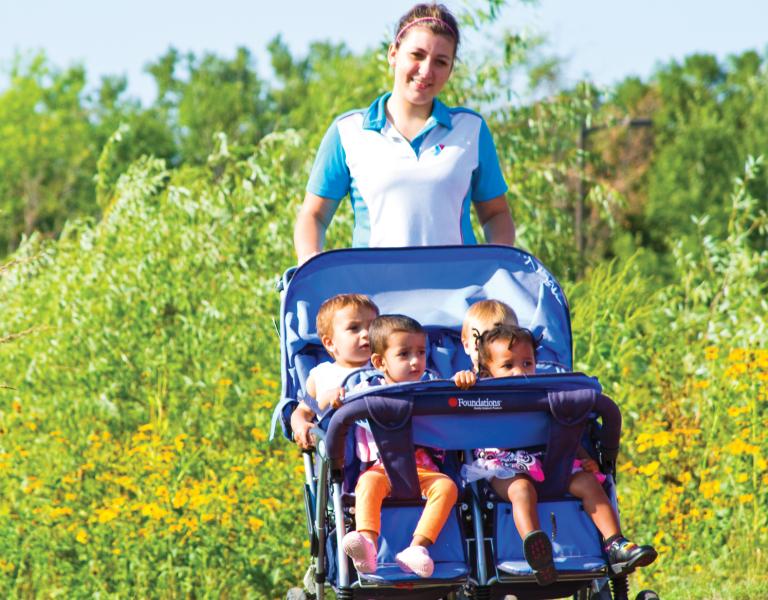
[342,314,458,578]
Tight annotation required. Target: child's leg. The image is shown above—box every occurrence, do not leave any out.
[491,475,539,539]
[493,475,556,586]
[353,465,391,545]
[343,465,390,573]
[396,468,458,578]
[568,471,620,539]
[568,472,657,571]
[412,468,459,546]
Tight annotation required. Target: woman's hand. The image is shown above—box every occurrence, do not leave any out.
[453,370,477,389]
[294,193,338,265]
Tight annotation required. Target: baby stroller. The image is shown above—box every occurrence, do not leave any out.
[271,245,659,600]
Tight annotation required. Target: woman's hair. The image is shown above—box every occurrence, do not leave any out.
[369,314,425,355]
[316,294,379,339]
[393,3,460,51]
[475,324,538,377]
[462,300,519,341]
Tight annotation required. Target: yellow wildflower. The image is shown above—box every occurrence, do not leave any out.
[728,348,748,362]
[739,494,754,503]
[155,486,170,503]
[172,489,189,509]
[75,529,89,544]
[23,478,43,494]
[699,480,720,499]
[248,517,265,532]
[188,493,210,511]
[96,507,120,524]
[141,502,169,520]
[638,461,660,476]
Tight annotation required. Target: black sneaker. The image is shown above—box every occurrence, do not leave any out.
[607,537,658,575]
[523,530,557,586]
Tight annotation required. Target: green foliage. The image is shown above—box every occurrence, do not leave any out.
[603,51,768,272]
[0,132,309,597]
[147,47,272,164]
[0,53,95,253]
[569,157,768,596]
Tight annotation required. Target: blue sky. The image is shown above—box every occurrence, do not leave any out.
[1,0,766,103]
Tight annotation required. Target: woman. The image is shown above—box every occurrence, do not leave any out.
[293,2,515,265]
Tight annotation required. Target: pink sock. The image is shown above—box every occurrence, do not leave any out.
[342,531,377,573]
[395,545,434,578]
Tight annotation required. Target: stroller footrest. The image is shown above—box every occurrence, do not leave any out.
[498,555,606,575]
[358,561,469,585]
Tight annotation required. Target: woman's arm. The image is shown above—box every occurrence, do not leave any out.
[293,192,339,265]
[475,195,516,246]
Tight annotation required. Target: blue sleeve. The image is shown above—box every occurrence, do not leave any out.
[306,120,350,201]
[471,119,508,202]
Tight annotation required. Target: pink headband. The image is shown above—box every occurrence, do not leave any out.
[394,16,458,46]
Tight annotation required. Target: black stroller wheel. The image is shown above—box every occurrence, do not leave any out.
[635,591,660,600]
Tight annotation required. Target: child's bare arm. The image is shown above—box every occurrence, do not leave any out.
[453,370,477,389]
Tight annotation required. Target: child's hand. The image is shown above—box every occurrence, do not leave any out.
[332,386,345,409]
[290,408,316,449]
[317,387,344,410]
[579,457,600,473]
[292,420,314,449]
[453,370,477,389]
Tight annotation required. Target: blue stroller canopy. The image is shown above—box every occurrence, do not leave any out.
[279,245,573,406]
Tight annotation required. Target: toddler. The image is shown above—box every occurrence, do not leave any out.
[290,294,379,449]
[342,315,459,578]
[459,323,657,585]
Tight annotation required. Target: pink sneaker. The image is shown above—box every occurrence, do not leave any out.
[395,545,434,578]
[341,531,377,573]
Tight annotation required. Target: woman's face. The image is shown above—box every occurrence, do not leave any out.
[388,27,455,107]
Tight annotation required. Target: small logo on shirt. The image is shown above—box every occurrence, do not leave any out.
[433,143,445,156]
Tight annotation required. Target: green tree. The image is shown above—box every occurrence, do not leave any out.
[146,47,271,163]
[0,53,96,252]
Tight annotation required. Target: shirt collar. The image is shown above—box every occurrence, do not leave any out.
[362,93,453,131]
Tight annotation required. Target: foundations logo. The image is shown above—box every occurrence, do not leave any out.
[448,396,502,411]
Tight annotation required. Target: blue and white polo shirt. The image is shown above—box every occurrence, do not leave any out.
[307,93,508,247]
